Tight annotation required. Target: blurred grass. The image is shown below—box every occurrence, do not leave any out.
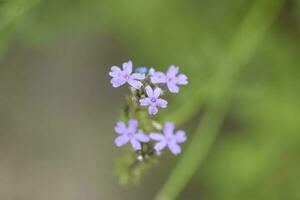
[0,0,40,54]
[156,0,285,199]
[1,0,300,199]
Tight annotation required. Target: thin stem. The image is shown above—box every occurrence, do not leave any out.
[155,0,284,199]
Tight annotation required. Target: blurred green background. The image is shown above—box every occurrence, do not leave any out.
[0,0,300,199]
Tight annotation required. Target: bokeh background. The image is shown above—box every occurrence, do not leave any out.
[0,0,300,199]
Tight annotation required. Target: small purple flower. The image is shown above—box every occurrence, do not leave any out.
[150,122,186,155]
[139,86,168,115]
[151,65,188,93]
[109,60,145,89]
[114,119,149,150]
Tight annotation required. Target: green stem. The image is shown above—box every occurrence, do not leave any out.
[155,0,284,199]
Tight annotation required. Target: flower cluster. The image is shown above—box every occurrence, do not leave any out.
[109,60,188,158]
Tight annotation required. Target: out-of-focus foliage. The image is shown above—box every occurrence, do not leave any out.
[200,28,300,200]
[1,0,300,199]
[0,0,40,53]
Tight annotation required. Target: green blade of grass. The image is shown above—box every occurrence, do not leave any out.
[155,0,284,199]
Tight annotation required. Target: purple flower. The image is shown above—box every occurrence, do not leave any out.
[151,65,188,93]
[114,119,149,150]
[109,60,145,89]
[150,122,186,155]
[139,86,168,115]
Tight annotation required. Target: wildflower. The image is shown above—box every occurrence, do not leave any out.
[139,86,168,115]
[109,60,145,89]
[151,65,188,93]
[114,119,149,150]
[150,122,186,155]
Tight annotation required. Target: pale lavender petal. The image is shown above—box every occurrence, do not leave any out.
[115,121,127,134]
[149,133,165,141]
[167,65,179,77]
[128,119,138,132]
[131,73,145,80]
[122,60,132,74]
[168,141,181,155]
[130,139,142,150]
[135,131,150,143]
[154,141,167,152]
[139,98,151,106]
[111,77,127,88]
[164,122,175,137]
[109,66,121,77]
[151,72,166,84]
[175,130,187,143]
[153,87,162,98]
[167,81,179,93]
[148,68,155,76]
[176,74,188,85]
[148,106,158,115]
[156,99,168,108]
[115,135,129,147]
[145,85,154,97]
[128,79,143,89]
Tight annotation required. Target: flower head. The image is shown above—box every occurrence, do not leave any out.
[114,119,149,150]
[151,65,188,93]
[150,122,186,155]
[139,86,168,115]
[109,60,145,89]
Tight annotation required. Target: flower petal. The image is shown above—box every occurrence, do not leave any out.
[177,74,188,85]
[128,79,143,89]
[110,77,127,88]
[148,106,158,115]
[109,66,121,77]
[122,60,133,74]
[175,130,187,143]
[154,141,167,152]
[135,131,150,143]
[167,65,179,77]
[150,133,165,141]
[153,87,162,98]
[145,85,154,97]
[115,121,127,134]
[167,81,179,93]
[130,139,142,150]
[139,97,151,106]
[156,99,168,108]
[115,135,129,147]
[131,73,145,80]
[128,119,138,132]
[148,68,155,76]
[164,122,175,137]
[168,141,181,155]
[151,72,166,84]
